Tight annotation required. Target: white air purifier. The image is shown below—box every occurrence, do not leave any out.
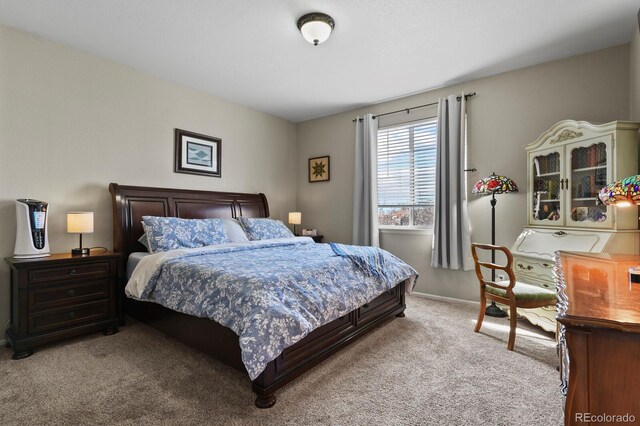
[14,199,50,258]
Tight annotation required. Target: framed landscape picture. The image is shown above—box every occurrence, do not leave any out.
[174,128,221,177]
[308,156,330,182]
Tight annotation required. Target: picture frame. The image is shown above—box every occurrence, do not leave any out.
[174,128,222,177]
[308,156,330,182]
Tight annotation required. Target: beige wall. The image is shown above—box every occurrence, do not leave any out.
[297,44,631,300]
[631,23,640,121]
[0,24,297,330]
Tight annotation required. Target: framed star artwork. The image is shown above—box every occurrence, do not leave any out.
[308,156,330,182]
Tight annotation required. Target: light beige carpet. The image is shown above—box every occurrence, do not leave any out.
[0,296,563,425]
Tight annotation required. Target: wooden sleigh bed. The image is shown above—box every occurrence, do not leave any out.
[109,183,407,408]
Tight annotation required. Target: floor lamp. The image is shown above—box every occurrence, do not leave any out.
[473,172,519,317]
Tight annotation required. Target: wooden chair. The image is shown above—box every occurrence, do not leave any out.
[471,243,556,351]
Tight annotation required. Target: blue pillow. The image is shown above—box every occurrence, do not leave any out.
[141,216,230,253]
[237,217,294,241]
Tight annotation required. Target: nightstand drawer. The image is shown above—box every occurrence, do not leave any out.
[28,262,111,284]
[28,300,109,334]
[28,279,110,312]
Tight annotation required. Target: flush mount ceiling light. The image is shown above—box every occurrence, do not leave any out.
[297,12,335,46]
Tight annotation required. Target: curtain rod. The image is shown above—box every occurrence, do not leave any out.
[352,92,476,123]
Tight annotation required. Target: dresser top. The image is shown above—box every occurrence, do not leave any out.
[557,251,640,333]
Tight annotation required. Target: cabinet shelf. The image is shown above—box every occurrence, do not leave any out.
[537,171,560,177]
[572,197,598,201]
[539,199,560,202]
[572,165,606,173]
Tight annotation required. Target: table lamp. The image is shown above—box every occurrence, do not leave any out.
[599,175,640,282]
[288,212,302,236]
[67,212,94,256]
[473,172,519,317]
[598,175,640,207]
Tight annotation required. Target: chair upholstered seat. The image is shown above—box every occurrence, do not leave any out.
[486,281,556,301]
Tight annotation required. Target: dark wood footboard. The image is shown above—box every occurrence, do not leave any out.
[125,280,406,408]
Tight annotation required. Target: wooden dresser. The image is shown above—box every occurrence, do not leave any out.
[556,251,640,425]
[5,251,121,359]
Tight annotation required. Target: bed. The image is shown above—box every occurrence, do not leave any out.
[109,183,412,408]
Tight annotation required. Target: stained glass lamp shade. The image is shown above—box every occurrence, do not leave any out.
[472,173,519,196]
[598,175,640,207]
[473,173,519,318]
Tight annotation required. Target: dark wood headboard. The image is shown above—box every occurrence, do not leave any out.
[109,183,269,260]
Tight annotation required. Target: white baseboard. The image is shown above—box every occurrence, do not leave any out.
[410,290,479,306]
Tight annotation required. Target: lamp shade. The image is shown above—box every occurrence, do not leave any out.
[67,212,94,234]
[297,12,335,46]
[472,173,519,196]
[288,212,302,225]
[598,175,640,207]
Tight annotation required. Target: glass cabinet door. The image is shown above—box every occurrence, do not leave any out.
[531,150,562,225]
[567,141,610,227]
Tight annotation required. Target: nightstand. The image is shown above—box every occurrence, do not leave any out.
[311,235,324,243]
[4,251,121,359]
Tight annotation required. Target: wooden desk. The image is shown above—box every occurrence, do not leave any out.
[556,252,640,425]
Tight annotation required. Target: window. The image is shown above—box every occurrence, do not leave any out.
[377,119,437,227]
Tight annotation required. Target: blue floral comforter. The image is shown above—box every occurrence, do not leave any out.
[126,237,417,379]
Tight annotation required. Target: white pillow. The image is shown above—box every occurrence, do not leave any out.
[224,218,249,243]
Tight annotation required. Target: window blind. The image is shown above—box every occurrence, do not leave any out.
[377,119,437,207]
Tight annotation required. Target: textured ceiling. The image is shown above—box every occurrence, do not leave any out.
[0,0,638,122]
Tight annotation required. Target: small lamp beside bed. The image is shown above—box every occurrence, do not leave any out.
[67,212,94,256]
[288,212,302,236]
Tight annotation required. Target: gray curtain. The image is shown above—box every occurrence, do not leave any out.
[353,113,379,247]
[431,94,473,270]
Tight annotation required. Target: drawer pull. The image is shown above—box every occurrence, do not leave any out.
[517,263,533,270]
[387,289,394,295]
[68,312,76,320]
[69,269,77,275]
[67,289,76,297]
[362,304,369,309]
[542,263,551,268]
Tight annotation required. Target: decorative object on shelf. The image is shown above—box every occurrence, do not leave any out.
[598,174,640,207]
[288,212,302,236]
[67,212,94,256]
[174,128,221,177]
[14,199,50,258]
[308,156,330,182]
[302,228,318,236]
[472,173,519,318]
[297,12,335,46]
